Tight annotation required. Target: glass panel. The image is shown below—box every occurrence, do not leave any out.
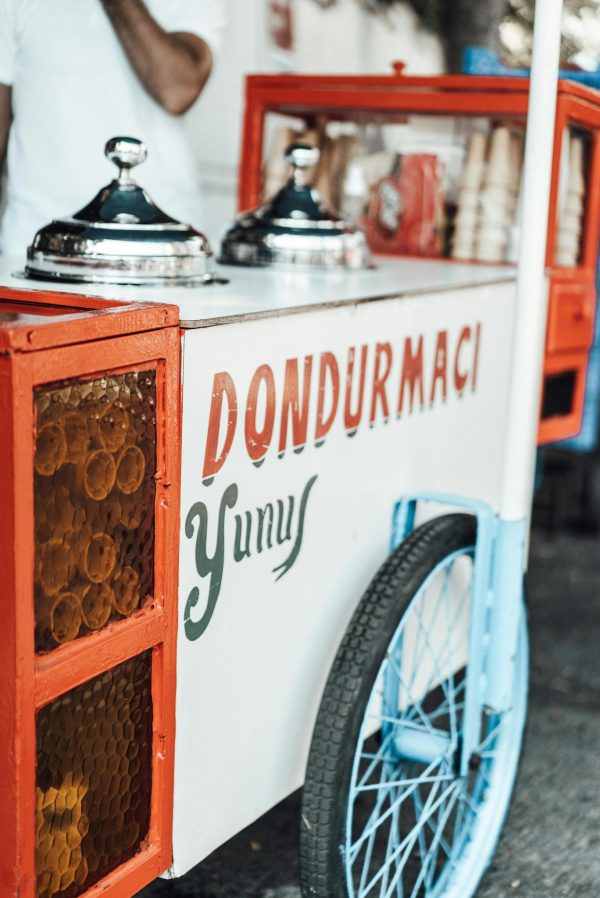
[33,371,156,653]
[262,111,529,264]
[36,653,153,898]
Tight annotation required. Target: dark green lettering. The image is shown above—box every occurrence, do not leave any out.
[273,474,318,581]
[183,483,238,640]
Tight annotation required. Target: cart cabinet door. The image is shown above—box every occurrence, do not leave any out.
[0,327,180,898]
[172,281,516,875]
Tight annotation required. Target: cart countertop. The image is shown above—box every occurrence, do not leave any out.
[0,255,516,327]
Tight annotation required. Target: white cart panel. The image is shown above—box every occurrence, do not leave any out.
[172,278,516,875]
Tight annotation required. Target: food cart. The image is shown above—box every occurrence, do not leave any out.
[0,3,588,898]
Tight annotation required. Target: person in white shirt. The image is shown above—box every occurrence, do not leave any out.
[0,0,226,257]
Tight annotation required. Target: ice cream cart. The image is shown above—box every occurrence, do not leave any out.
[0,3,590,898]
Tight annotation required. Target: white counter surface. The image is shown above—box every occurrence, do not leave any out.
[0,255,515,327]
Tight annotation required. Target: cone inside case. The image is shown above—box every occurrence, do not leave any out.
[25,136,218,287]
[219,144,371,270]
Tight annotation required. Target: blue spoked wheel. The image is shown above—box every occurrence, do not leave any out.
[300,514,528,898]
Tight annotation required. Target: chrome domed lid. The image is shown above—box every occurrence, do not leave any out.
[25,137,216,286]
[219,144,371,270]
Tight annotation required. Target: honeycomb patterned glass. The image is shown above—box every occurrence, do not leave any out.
[36,653,153,898]
[33,371,156,652]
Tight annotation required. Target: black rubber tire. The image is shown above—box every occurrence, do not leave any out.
[299,513,477,898]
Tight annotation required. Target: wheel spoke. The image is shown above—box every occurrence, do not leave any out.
[458,786,479,817]
[413,782,454,864]
[357,785,389,898]
[477,714,507,753]
[443,573,459,747]
[355,773,454,793]
[400,568,453,708]
[382,658,446,745]
[411,600,453,708]
[408,787,462,898]
[411,782,431,896]
[357,728,398,790]
[349,758,442,862]
[404,679,465,727]
[399,582,471,734]
[448,793,468,870]
[401,566,450,705]
[378,782,403,898]
[373,782,460,898]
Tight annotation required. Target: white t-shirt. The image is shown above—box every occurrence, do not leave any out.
[0,0,226,256]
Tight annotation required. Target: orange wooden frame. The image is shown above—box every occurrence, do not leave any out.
[237,69,600,445]
[538,349,589,444]
[0,285,178,353]
[0,294,181,898]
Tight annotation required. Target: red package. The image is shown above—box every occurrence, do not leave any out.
[364,154,444,257]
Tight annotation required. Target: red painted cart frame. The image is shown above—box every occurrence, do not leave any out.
[0,288,181,898]
[237,68,600,444]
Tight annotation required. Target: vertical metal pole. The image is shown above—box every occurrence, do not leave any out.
[500,0,563,522]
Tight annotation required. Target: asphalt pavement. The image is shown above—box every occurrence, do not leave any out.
[138,506,600,898]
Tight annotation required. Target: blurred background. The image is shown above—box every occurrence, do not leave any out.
[192,0,600,239]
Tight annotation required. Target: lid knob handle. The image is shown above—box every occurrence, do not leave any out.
[285,143,320,187]
[105,136,147,185]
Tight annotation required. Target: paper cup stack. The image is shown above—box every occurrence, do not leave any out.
[452,132,488,260]
[474,127,522,263]
[452,127,524,264]
[555,135,585,268]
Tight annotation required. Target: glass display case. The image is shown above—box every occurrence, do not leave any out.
[238,66,600,443]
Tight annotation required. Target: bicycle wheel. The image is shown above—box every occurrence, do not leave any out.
[300,513,528,898]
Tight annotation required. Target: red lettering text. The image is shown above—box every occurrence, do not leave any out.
[344,345,368,433]
[315,351,340,443]
[369,341,393,425]
[202,372,237,481]
[398,336,424,414]
[245,364,276,464]
[430,330,448,404]
[278,355,314,454]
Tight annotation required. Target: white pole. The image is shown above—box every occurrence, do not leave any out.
[500,0,564,521]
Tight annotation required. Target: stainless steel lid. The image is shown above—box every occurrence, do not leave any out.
[219,144,371,269]
[25,137,217,286]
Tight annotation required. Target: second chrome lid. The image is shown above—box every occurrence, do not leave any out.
[219,144,371,270]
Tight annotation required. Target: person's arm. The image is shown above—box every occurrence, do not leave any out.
[100,0,213,116]
[0,84,11,170]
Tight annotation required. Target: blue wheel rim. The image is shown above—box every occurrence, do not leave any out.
[343,548,528,898]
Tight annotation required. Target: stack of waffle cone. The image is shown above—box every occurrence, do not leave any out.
[35,422,67,477]
[452,127,524,263]
[452,132,488,260]
[112,567,141,616]
[474,126,523,263]
[82,532,117,584]
[62,411,90,464]
[77,581,114,630]
[555,134,585,267]
[116,445,146,495]
[40,591,82,645]
[97,402,129,453]
[77,449,117,501]
[37,539,70,597]
[34,372,155,648]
